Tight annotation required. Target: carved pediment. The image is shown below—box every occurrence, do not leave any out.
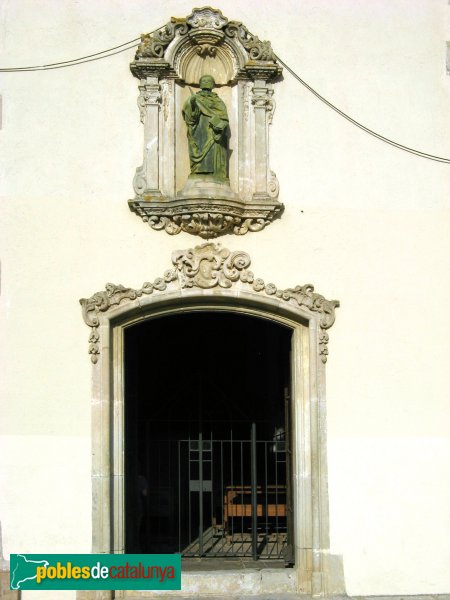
[80,244,339,364]
[132,7,280,76]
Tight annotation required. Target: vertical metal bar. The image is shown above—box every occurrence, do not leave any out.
[210,432,213,535]
[157,442,160,539]
[221,440,224,553]
[167,440,171,544]
[251,422,258,560]
[198,432,203,556]
[264,441,269,554]
[178,440,181,553]
[240,440,244,543]
[275,434,279,556]
[188,436,191,546]
[284,384,294,565]
[230,431,234,542]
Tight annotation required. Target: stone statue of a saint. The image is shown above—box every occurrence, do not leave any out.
[182,75,229,182]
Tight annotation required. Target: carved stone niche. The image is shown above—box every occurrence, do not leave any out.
[128,6,283,239]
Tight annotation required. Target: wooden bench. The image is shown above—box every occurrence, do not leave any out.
[223,484,286,534]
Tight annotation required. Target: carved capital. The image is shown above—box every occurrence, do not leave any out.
[137,83,161,123]
[139,83,161,105]
[251,85,274,110]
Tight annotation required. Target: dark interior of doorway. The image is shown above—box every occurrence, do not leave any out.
[125,311,292,562]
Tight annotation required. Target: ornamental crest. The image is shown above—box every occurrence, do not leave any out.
[80,244,339,364]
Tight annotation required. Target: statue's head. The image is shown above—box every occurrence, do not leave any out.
[199,75,215,91]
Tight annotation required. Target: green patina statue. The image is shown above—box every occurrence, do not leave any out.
[182,75,229,182]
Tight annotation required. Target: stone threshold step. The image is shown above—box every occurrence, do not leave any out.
[124,596,450,600]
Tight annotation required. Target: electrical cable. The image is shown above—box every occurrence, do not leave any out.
[0,33,448,163]
[276,55,450,164]
[1,43,141,72]
[0,36,143,72]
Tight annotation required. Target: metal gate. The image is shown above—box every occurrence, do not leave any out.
[177,424,292,560]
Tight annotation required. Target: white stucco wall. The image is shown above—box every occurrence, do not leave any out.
[0,0,449,597]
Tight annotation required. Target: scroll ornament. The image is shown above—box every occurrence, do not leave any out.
[80,244,339,364]
[135,7,277,64]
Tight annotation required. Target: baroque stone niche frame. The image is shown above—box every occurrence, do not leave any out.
[128,6,284,238]
[79,244,341,599]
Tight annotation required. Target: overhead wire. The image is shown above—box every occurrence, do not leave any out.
[276,55,450,164]
[0,36,143,72]
[0,33,449,163]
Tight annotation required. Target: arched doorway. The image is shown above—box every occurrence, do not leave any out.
[124,311,293,563]
[81,243,340,596]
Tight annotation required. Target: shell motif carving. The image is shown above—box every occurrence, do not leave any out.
[187,7,228,30]
[135,7,278,67]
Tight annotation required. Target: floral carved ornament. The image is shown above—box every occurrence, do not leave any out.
[80,244,339,364]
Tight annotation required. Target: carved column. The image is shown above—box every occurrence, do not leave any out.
[244,62,279,204]
[133,75,161,198]
[159,78,176,198]
[251,79,272,200]
[237,80,254,201]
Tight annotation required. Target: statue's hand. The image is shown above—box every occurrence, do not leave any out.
[210,116,226,132]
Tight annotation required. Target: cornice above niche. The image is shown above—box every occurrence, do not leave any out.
[128,7,284,238]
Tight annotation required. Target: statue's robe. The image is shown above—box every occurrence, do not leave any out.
[182,90,229,180]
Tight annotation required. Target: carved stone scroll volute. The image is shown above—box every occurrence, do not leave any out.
[128,7,284,238]
[80,244,339,364]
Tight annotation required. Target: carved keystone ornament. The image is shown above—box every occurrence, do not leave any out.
[128,7,284,238]
[80,244,339,364]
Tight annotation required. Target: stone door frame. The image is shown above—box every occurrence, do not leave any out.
[80,244,339,598]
